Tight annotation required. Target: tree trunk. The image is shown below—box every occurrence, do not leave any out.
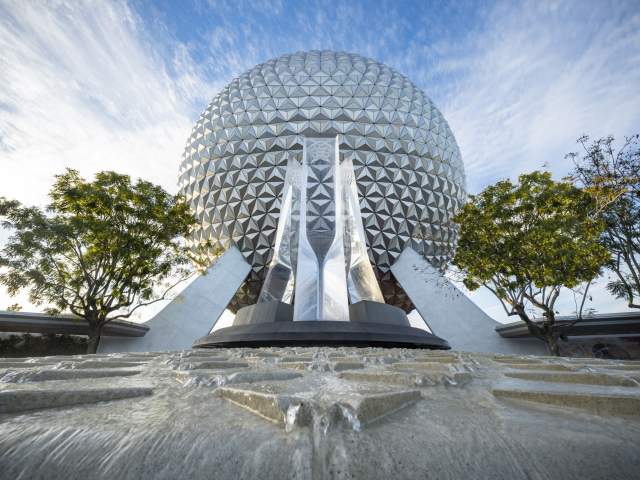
[86,334,100,354]
[86,322,102,354]
[545,332,560,356]
[516,305,546,340]
[539,308,561,356]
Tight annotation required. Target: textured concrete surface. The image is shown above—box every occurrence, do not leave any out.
[98,246,251,353]
[1,348,640,479]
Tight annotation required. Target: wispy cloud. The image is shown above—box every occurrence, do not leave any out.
[0,0,217,313]
[439,1,640,191]
[0,0,216,206]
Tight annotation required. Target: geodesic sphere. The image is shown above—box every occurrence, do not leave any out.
[179,50,466,310]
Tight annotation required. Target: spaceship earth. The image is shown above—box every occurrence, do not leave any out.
[179,50,466,311]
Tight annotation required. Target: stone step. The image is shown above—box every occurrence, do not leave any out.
[492,380,640,416]
[180,354,230,362]
[411,356,459,364]
[326,356,360,362]
[225,370,302,384]
[391,362,454,372]
[278,362,310,371]
[244,350,281,358]
[175,369,303,388]
[279,356,314,363]
[339,370,471,387]
[336,390,422,429]
[332,361,365,371]
[590,364,640,372]
[218,386,298,426]
[500,363,575,371]
[217,384,421,431]
[0,387,153,414]
[493,356,547,365]
[182,360,249,370]
[0,360,64,369]
[115,352,163,357]
[70,361,144,369]
[339,371,421,386]
[503,370,638,387]
[1,369,142,383]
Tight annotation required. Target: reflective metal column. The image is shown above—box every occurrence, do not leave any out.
[257,157,301,304]
[341,157,385,304]
[293,136,350,321]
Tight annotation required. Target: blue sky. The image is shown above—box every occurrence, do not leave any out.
[1,0,639,320]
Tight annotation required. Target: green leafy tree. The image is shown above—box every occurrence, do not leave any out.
[452,171,609,355]
[568,134,640,308]
[0,169,209,353]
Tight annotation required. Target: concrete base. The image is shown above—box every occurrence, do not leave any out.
[194,320,450,349]
[197,300,449,349]
[1,348,639,479]
[391,247,546,355]
[98,246,251,353]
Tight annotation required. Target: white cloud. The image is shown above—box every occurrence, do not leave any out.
[439,1,640,191]
[0,0,216,205]
[433,1,640,318]
[0,0,217,314]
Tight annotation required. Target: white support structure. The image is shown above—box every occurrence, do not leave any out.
[391,247,546,355]
[98,246,251,353]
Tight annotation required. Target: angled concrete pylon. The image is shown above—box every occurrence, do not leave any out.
[391,247,545,355]
[98,246,251,353]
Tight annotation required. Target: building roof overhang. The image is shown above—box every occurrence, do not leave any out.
[496,311,640,339]
[0,311,149,337]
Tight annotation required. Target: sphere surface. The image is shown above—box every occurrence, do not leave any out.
[180,51,466,309]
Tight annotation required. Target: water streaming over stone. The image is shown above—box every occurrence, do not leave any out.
[1,348,640,478]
